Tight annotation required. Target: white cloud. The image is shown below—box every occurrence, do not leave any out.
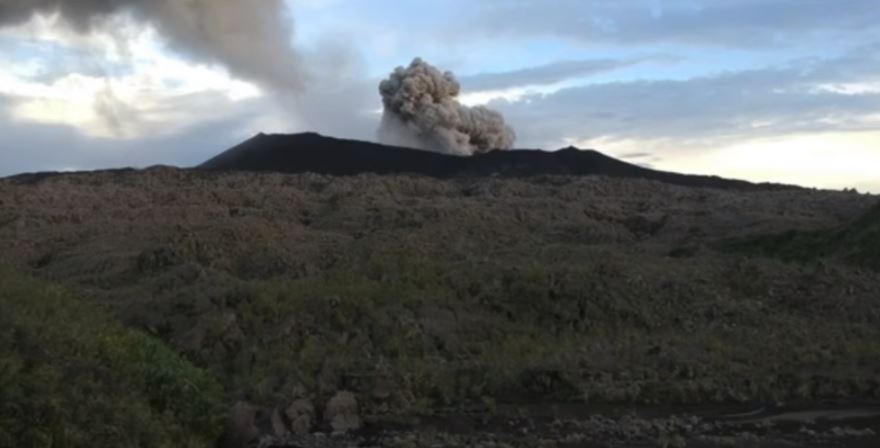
[814,82,880,96]
[691,132,880,191]
[0,13,261,139]
[581,132,880,192]
[459,87,532,107]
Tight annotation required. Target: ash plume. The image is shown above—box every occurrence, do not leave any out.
[378,58,516,155]
[0,0,302,89]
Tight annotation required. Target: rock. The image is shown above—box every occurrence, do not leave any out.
[220,401,259,448]
[418,305,459,350]
[270,407,287,437]
[371,375,394,400]
[658,433,687,448]
[324,391,362,433]
[291,414,312,436]
[830,426,876,438]
[286,398,315,434]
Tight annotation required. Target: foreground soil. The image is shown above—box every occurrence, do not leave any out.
[0,168,878,447]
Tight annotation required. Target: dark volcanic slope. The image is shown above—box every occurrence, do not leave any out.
[201,132,789,190]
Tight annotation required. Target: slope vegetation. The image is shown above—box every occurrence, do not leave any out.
[726,200,880,270]
[0,268,225,448]
[0,167,877,446]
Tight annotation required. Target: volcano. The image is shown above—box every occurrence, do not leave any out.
[200,132,792,191]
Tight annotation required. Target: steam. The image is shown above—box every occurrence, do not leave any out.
[0,0,302,89]
[378,58,516,155]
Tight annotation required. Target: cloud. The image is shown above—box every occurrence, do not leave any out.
[0,91,286,175]
[378,58,515,155]
[459,58,647,92]
[0,23,262,139]
[467,0,880,48]
[1,0,878,194]
[0,5,380,143]
[0,8,384,174]
[459,42,880,191]
[0,0,303,89]
[666,131,880,192]
[495,51,880,150]
[618,152,655,160]
[282,77,380,142]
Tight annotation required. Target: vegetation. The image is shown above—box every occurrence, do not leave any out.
[123,246,880,417]
[0,268,226,448]
[725,201,880,270]
[1,169,878,445]
[836,201,880,269]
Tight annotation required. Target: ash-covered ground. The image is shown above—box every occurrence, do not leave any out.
[1,164,879,447]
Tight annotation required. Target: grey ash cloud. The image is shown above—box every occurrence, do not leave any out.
[0,0,303,89]
[378,58,516,155]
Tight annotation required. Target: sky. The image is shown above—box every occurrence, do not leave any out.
[0,0,878,192]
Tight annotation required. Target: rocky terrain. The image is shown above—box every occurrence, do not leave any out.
[1,140,879,447]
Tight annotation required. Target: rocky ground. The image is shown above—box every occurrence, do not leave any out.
[0,167,878,447]
[261,405,880,448]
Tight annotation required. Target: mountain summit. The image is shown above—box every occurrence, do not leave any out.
[200,133,788,190]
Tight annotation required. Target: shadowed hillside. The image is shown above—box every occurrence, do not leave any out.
[200,133,794,191]
[726,200,880,270]
[1,166,878,447]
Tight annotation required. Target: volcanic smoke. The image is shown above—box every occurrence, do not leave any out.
[378,58,516,155]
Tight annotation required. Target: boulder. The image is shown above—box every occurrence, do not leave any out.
[270,407,287,437]
[219,401,259,448]
[324,391,362,433]
[285,398,315,435]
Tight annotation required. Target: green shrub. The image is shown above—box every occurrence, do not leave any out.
[0,268,226,448]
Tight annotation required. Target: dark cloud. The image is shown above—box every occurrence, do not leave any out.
[0,0,379,172]
[0,0,303,89]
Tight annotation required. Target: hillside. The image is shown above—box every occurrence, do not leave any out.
[0,166,878,447]
[0,267,225,448]
[200,133,793,191]
[728,201,880,271]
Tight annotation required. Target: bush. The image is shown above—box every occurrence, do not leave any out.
[722,201,880,271]
[0,268,226,448]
